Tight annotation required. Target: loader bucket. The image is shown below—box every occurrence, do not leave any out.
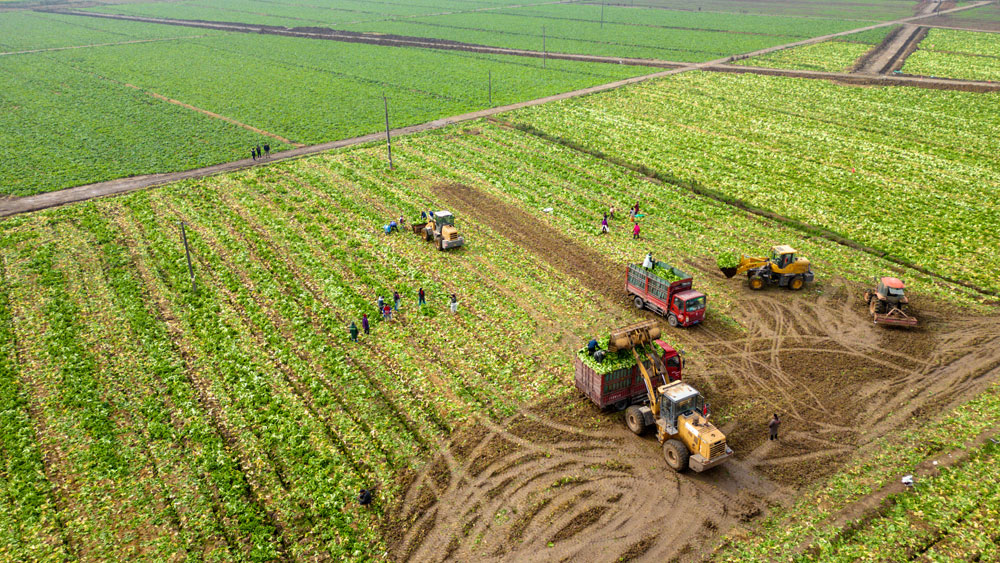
[720,267,738,279]
[608,320,661,352]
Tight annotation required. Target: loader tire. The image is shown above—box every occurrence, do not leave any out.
[625,406,646,435]
[788,275,804,290]
[633,297,645,310]
[748,276,765,290]
[663,440,689,472]
[437,239,444,251]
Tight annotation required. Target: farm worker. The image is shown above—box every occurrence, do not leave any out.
[263,143,270,157]
[384,224,392,234]
[383,303,392,321]
[632,222,641,240]
[358,488,373,507]
[418,288,426,306]
[642,252,654,270]
[601,216,609,234]
[362,313,370,336]
[587,338,598,356]
[393,291,401,311]
[377,295,385,312]
[398,214,405,227]
[256,144,262,158]
[768,413,781,441]
[389,220,399,233]
[348,321,359,342]
[449,294,459,313]
[421,211,427,221]
[609,204,615,219]
[633,201,640,216]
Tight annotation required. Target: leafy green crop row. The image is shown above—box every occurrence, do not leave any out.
[903,28,1000,81]
[0,11,213,52]
[505,71,1000,297]
[732,26,898,73]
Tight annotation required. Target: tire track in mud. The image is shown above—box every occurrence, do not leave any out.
[693,275,1000,485]
[388,398,769,562]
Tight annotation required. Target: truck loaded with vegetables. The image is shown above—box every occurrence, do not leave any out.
[626,260,706,327]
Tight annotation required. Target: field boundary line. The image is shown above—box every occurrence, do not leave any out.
[0,35,210,57]
[47,10,690,68]
[118,82,304,147]
[704,63,1000,91]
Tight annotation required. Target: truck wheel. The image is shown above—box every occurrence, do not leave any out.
[633,297,645,310]
[788,275,804,290]
[663,440,689,472]
[625,406,646,435]
[667,314,678,327]
[748,276,765,290]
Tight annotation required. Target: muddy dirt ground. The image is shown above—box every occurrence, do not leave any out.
[385,184,1000,562]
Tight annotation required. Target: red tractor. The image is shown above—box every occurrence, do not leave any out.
[864,277,917,327]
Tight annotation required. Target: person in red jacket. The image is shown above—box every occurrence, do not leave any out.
[632,222,641,240]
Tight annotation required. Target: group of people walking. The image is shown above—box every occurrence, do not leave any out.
[347,288,459,342]
[600,200,643,240]
[250,143,271,161]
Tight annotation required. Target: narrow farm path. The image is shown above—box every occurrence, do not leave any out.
[1,0,991,220]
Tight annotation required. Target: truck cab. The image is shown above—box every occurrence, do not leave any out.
[668,290,706,327]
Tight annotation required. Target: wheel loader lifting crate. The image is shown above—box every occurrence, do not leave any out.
[626,260,706,327]
[577,321,732,472]
[574,324,682,410]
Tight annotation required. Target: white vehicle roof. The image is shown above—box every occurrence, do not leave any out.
[658,381,700,403]
[434,211,453,218]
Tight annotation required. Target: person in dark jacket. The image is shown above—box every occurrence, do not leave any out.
[361,313,369,336]
[348,321,359,342]
[418,288,426,306]
[768,413,781,440]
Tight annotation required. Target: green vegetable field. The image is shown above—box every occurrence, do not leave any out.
[507,71,1000,295]
[904,28,1000,81]
[3,0,1000,560]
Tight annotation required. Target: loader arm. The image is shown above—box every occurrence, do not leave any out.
[734,255,768,276]
[632,348,667,418]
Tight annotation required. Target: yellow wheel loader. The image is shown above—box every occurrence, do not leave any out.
[417,210,464,251]
[609,321,733,472]
[720,245,814,291]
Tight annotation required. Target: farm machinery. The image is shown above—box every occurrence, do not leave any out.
[864,277,918,327]
[719,245,814,290]
[626,260,706,327]
[598,320,731,472]
[413,210,464,251]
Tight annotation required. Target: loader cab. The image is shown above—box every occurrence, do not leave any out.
[657,382,703,429]
[770,245,797,270]
[432,211,455,228]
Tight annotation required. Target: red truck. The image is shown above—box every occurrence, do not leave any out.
[574,340,682,410]
[626,261,706,327]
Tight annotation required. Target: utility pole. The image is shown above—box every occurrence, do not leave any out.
[542,26,546,68]
[383,93,393,170]
[488,70,492,106]
[601,0,605,28]
[179,222,196,292]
